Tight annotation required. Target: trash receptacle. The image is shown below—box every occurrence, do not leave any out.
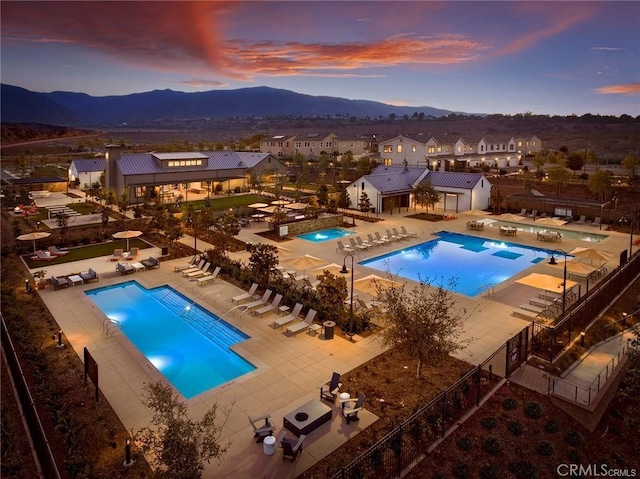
[323,321,335,340]
[161,246,169,256]
[246,242,253,251]
[263,435,276,456]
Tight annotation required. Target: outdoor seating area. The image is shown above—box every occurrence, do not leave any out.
[116,262,134,275]
[499,225,517,236]
[34,250,57,261]
[80,268,99,283]
[537,231,562,242]
[466,220,485,231]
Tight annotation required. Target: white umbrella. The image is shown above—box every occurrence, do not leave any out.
[283,254,328,271]
[271,200,290,206]
[535,217,567,226]
[516,273,577,292]
[499,213,525,222]
[112,230,143,251]
[248,202,269,209]
[258,206,278,214]
[285,202,308,210]
[311,263,345,277]
[17,231,51,254]
[549,260,598,277]
[569,247,613,264]
[353,274,403,297]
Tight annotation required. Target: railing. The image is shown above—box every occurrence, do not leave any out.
[477,283,494,297]
[548,341,632,406]
[104,320,122,338]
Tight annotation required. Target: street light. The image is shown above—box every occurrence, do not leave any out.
[340,252,355,340]
[188,210,201,254]
[548,249,569,332]
[619,211,635,260]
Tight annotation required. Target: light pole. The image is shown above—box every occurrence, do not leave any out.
[619,211,634,260]
[189,210,201,254]
[548,249,569,335]
[340,252,355,340]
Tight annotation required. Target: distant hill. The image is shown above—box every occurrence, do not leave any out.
[1,84,454,127]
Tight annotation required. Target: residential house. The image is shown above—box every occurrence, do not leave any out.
[69,157,106,189]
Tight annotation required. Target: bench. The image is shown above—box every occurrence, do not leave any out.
[30,191,52,198]
[512,308,540,320]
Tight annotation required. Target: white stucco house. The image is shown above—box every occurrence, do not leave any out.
[69,158,106,188]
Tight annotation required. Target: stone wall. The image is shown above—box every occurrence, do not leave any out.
[275,214,344,237]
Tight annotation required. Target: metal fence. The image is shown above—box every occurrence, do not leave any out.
[329,339,514,479]
[1,316,62,479]
[531,251,640,363]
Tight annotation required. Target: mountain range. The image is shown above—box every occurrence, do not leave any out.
[1,84,455,127]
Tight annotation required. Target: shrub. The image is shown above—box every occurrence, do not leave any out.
[536,441,554,456]
[564,431,584,447]
[524,401,544,419]
[456,436,473,451]
[508,461,538,479]
[568,448,581,462]
[544,419,560,433]
[482,436,502,455]
[453,462,470,479]
[508,421,523,436]
[502,398,518,411]
[481,416,498,430]
[480,464,500,479]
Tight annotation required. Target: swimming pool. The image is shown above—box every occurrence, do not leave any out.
[298,227,354,242]
[85,281,255,399]
[360,231,560,297]
[486,220,607,243]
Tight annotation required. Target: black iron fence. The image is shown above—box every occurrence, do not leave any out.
[531,251,640,362]
[329,333,524,479]
[1,316,62,479]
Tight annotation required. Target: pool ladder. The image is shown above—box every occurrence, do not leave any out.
[477,283,495,298]
[103,318,122,338]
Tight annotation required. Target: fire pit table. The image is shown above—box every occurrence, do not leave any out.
[283,400,332,436]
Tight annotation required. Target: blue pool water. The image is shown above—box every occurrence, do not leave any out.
[487,221,607,243]
[360,231,560,297]
[85,281,255,399]
[298,227,354,242]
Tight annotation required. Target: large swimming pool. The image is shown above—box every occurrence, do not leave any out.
[360,231,560,297]
[86,281,255,399]
[298,227,354,242]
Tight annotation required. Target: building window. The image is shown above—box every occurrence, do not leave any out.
[428,145,435,154]
[136,186,145,197]
[445,146,451,152]
[384,158,393,166]
[437,146,442,153]
[412,145,416,152]
[397,145,403,153]
[383,145,393,153]
[457,145,462,152]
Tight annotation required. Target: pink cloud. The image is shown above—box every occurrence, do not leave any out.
[594,83,640,95]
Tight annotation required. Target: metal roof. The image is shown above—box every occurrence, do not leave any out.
[72,158,105,173]
[423,171,485,189]
[116,151,249,176]
[152,152,208,160]
[235,152,271,168]
[364,166,428,194]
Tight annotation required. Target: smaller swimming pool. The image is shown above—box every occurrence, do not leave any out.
[298,227,354,242]
[86,281,255,399]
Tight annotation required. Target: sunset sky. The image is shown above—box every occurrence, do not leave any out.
[1,1,638,116]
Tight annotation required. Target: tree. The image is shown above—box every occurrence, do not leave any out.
[315,271,347,327]
[358,191,372,215]
[340,151,354,170]
[531,153,547,177]
[588,169,612,200]
[567,153,584,177]
[56,212,69,244]
[376,277,467,378]
[622,155,638,180]
[248,243,279,287]
[547,166,570,195]
[211,212,240,256]
[337,189,351,211]
[413,182,440,211]
[316,184,329,208]
[134,381,230,479]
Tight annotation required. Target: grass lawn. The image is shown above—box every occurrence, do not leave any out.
[22,238,151,269]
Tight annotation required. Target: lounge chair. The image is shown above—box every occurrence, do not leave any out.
[248,414,276,443]
[401,226,418,238]
[254,293,282,316]
[196,266,220,286]
[242,289,272,313]
[48,245,69,256]
[340,393,366,424]
[80,268,99,283]
[34,250,56,261]
[141,257,160,269]
[50,275,69,290]
[527,209,538,219]
[386,229,400,241]
[110,248,124,261]
[575,215,586,224]
[174,256,197,272]
[367,233,384,246]
[303,278,320,290]
[349,237,368,251]
[375,232,391,244]
[519,208,527,216]
[279,431,306,462]
[126,247,139,260]
[357,236,373,249]
[393,227,409,239]
[286,309,317,336]
[319,372,342,402]
[336,240,354,253]
[116,262,134,275]
[272,303,303,329]
[232,283,258,304]
[591,217,601,227]
[181,259,205,276]
[185,262,210,278]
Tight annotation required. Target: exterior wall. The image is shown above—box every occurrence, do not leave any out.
[274,214,344,237]
[336,138,368,156]
[348,177,384,213]
[379,136,426,166]
[292,133,338,158]
[260,136,295,157]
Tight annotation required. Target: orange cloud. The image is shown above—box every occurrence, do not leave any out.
[594,83,640,95]
[176,79,228,88]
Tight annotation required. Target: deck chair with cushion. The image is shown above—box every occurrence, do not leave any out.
[48,245,69,256]
[319,372,342,402]
[340,393,366,424]
[110,248,124,261]
[232,283,258,304]
[141,257,160,269]
[575,215,586,224]
[242,289,272,313]
[51,275,69,290]
[174,256,197,272]
[181,259,205,276]
[248,414,276,443]
[272,303,303,329]
[185,262,210,278]
[80,268,99,283]
[254,293,282,316]
[34,250,56,261]
[196,266,221,286]
[278,432,306,462]
[116,262,134,275]
[286,309,317,336]
[126,247,139,260]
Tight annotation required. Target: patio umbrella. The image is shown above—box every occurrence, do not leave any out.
[353,274,403,297]
[283,254,328,271]
[248,202,269,209]
[285,202,308,210]
[311,263,345,277]
[535,217,567,226]
[112,230,143,251]
[516,273,577,293]
[499,213,525,222]
[258,206,278,214]
[569,247,613,264]
[549,260,598,277]
[271,199,290,206]
[17,231,51,254]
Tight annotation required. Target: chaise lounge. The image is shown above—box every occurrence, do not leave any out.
[286,309,317,336]
[48,245,69,256]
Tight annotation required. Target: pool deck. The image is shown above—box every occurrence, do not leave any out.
[31,208,633,478]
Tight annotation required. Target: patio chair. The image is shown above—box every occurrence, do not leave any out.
[248,414,276,443]
[340,393,366,424]
[242,289,272,313]
[349,237,368,251]
[591,217,601,227]
[575,215,586,224]
[336,240,354,253]
[368,233,385,246]
[196,266,220,286]
[386,229,400,241]
[279,432,306,462]
[254,293,282,316]
[319,372,342,402]
[393,227,409,239]
[356,236,373,249]
[181,259,205,276]
[34,250,56,261]
[272,303,303,329]
[400,225,418,238]
[50,275,69,290]
[174,256,198,272]
[116,262,134,275]
[141,257,160,269]
[519,208,527,216]
[286,309,317,336]
[232,283,258,304]
[110,248,124,261]
[185,262,210,278]
[527,209,538,219]
[375,232,391,244]
[80,268,99,283]
[48,245,69,256]
[303,278,320,291]
[126,247,139,260]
